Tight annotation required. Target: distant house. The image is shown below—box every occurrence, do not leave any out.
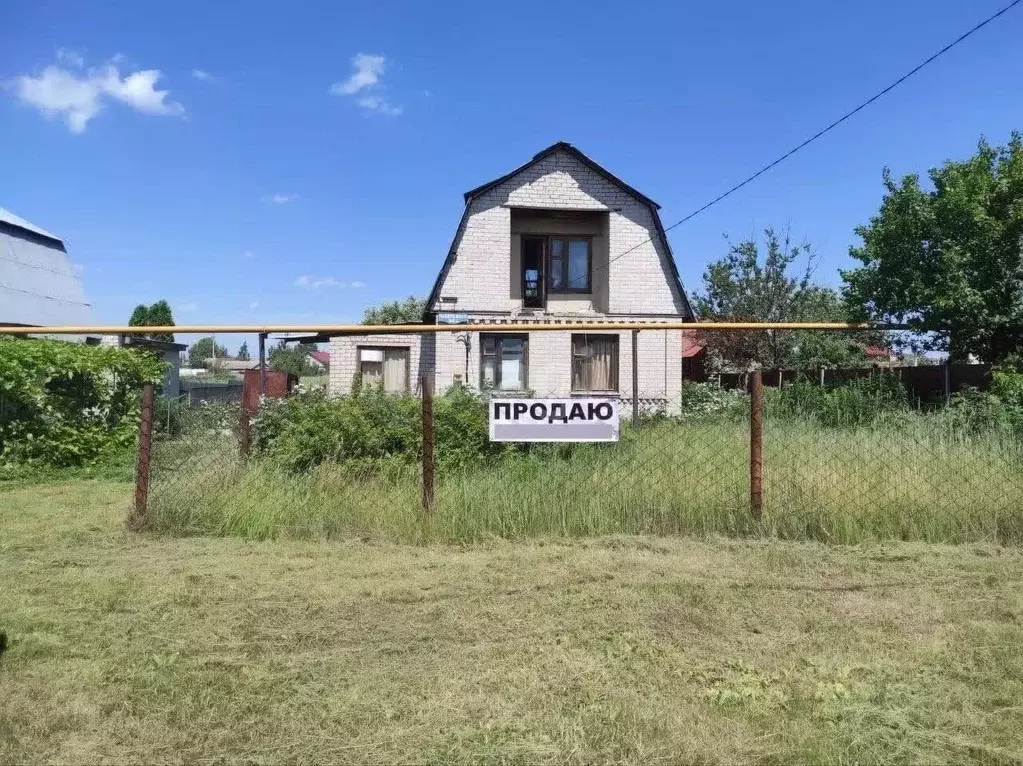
[329,142,694,407]
[0,207,97,341]
[308,351,330,371]
[205,358,260,375]
[102,334,187,398]
[864,345,896,367]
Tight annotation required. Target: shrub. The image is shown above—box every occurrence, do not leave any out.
[252,385,510,474]
[0,338,165,467]
[766,373,909,428]
[678,381,748,420]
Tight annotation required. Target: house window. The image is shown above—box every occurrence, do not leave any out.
[548,237,591,293]
[571,334,618,392]
[358,347,410,393]
[481,334,528,391]
[520,236,592,305]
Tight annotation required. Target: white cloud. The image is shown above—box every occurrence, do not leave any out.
[192,69,220,83]
[249,301,260,309]
[243,250,255,259]
[264,193,298,204]
[331,53,385,95]
[356,95,402,116]
[179,302,199,312]
[295,275,351,290]
[350,280,366,288]
[71,262,85,274]
[10,55,184,133]
[330,52,402,116]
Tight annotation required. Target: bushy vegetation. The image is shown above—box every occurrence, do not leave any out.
[146,373,1023,545]
[253,384,506,472]
[0,338,165,470]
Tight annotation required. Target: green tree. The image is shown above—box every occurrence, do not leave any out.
[188,336,229,368]
[268,341,317,376]
[237,341,251,361]
[127,300,176,342]
[843,134,1023,362]
[692,228,866,370]
[362,296,426,325]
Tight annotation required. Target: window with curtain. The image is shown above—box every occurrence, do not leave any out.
[480,334,528,391]
[358,347,410,393]
[571,334,618,392]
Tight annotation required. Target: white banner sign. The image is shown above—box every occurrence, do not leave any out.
[489,398,620,442]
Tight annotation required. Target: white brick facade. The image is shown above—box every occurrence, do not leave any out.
[329,144,691,407]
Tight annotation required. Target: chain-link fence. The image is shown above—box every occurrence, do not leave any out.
[132,328,1023,546]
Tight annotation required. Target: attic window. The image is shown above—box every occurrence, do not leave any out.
[548,237,591,293]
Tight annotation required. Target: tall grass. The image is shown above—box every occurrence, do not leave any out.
[148,416,1023,545]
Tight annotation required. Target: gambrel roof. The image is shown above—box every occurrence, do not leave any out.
[425,142,693,320]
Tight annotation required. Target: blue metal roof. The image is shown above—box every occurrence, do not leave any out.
[0,208,96,329]
[0,207,61,243]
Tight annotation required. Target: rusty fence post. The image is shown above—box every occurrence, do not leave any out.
[421,374,435,514]
[129,382,156,530]
[239,405,251,458]
[631,328,640,429]
[749,369,764,521]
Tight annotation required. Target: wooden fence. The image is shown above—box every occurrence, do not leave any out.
[709,363,993,403]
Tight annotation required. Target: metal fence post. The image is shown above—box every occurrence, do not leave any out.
[258,332,267,397]
[631,328,640,429]
[749,369,764,521]
[239,406,251,458]
[129,382,155,530]
[421,374,435,514]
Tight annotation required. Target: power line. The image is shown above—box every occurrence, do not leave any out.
[597,0,1022,281]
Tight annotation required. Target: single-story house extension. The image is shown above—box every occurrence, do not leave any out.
[329,142,695,408]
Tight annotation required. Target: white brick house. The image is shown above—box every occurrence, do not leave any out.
[330,142,695,406]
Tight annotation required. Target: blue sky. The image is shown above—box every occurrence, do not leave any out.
[3,0,1022,352]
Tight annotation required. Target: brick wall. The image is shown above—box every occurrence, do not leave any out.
[430,148,689,317]
[330,322,684,410]
[328,333,433,394]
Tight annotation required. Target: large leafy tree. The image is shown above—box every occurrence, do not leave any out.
[268,341,317,377]
[362,296,426,325]
[842,134,1023,362]
[692,228,866,370]
[127,300,176,342]
[187,336,229,368]
[237,341,251,361]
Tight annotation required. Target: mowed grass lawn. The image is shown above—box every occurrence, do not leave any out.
[2,482,1023,764]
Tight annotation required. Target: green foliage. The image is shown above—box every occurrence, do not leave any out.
[691,228,870,370]
[253,385,504,473]
[362,296,426,325]
[678,381,747,420]
[766,374,910,429]
[128,300,176,342]
[188,337,229,368]
[843,133,1023,362]
[267,341,317,377]
[0,338,165,468]
[237,341,250,361]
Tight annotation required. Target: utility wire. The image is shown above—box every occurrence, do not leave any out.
[594,0,1022,281]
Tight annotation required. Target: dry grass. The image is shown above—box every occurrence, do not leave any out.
[2,481,1023,764]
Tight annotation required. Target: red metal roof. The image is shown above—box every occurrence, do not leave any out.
[309,350,330,365]
[681,331,706,358]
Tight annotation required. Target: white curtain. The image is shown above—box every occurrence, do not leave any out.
[573,336,617,391]
[383,349,409,393]
[360,347,408,392]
